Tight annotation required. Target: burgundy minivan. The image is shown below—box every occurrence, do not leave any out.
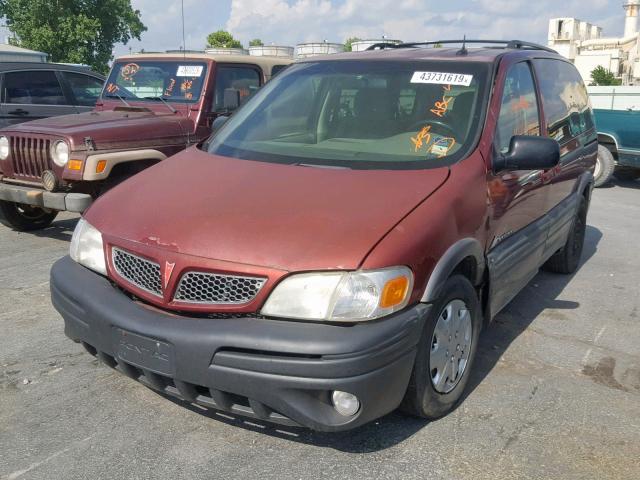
[51,40,596,431]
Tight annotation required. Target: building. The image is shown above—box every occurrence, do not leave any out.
[0,43,47,63]
[548,2,640,85]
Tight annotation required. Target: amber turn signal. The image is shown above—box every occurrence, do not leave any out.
[68,159,83,171]
[380,276,410,308]
[96,160,107,174]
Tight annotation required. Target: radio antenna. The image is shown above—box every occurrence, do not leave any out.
[180,0,191,146]
[457,35,468,56]
[181,0,187,58]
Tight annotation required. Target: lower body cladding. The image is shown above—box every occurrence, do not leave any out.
[50,256,430,432]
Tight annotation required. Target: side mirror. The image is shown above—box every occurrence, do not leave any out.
[494,136,560,172]
[223,88,241,111]
[211,115,229,135]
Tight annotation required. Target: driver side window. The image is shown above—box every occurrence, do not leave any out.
[496,62,540,154]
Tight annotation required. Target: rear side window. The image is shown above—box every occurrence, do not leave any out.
[213,66,261,112]
[63,72,104,106]
[3,70,67,105]
[496,62,540,153]
[533,59,593,145]
[271,65,289,77]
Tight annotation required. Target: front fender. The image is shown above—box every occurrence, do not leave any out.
[82,149,167,181]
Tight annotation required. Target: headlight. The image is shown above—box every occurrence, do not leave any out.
[0,136,9,160]
[69,218,107,275]
[261,266,413,322]
[51,140,70,167]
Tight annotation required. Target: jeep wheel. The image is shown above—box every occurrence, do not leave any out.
[400,275,481,419]
[0,201,58,231]
[613,167,640,182]
[594,145,615,188]
[543,195,587,274]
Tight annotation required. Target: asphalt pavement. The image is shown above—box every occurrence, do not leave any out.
[1,180,639,480]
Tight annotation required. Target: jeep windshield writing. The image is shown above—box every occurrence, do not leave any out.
[208,61,489,169]
[103,60,207,103]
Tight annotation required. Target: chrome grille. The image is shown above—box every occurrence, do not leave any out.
[10,136,52,180]
[112,248,162,297]
[174,271,266,304]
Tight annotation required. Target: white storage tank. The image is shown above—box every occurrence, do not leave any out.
[351,39,402,51]
[249,45,294,58]
[204,47,249,56]
[295,42,344,58]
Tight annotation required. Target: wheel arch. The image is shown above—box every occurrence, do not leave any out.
[420,238,485,304]
[597,133,619,155]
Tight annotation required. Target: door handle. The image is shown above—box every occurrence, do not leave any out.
[8,109,29,116]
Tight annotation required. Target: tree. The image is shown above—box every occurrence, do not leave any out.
[249,38,264,47]
[0,0,146,73]
[590,65,622,86]
[207,30,242,49]
[344,37,361,52]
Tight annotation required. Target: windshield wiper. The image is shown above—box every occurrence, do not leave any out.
[143,96,177,114]
[104,93,131,108]
[297,163,351,170]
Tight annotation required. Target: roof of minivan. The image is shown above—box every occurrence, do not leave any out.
[0,62,104,75]
[301,47,555,63]
[114,53,293,69]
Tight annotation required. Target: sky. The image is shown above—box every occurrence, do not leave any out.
[114,0,628,55]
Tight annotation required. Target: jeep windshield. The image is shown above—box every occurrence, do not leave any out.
[208,60,490,169]
[102,60,207,103]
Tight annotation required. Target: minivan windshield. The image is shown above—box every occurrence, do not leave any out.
[208,60,490,169]
[103,60,207,103]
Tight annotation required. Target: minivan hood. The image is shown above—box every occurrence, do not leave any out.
[4,110,191,151]
[86,148,450,272]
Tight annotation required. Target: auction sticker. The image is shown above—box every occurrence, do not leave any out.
[177,65,203,77]
[411,72,473,86]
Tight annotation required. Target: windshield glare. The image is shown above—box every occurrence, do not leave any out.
[104,61,207,103]
[208,60,489,169]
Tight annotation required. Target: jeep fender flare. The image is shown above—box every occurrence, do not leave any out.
[420,238,485,303]
[83,149,167,181]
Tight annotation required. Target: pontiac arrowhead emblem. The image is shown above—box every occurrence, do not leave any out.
[163,261,175,289]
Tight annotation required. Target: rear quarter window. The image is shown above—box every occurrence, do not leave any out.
[533,59,594,145]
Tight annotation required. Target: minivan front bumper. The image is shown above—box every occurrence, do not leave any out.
[51,256,429,431]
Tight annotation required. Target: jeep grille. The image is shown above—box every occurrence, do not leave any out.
[112,248,162,297]
[9,136,52,180]
[174,271,266,304]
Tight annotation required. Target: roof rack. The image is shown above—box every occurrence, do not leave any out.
[366,39,557,54]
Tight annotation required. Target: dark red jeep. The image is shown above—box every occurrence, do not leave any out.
[0,53,290,230]
[51,40,596,431]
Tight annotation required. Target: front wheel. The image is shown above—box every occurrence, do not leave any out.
[400,275,482,419]
[0,201,58,231]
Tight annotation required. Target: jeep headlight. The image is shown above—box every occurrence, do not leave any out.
[0,136,9,160]
[261,267,413,322]
[69,218,106,275]
[51,140,70,167]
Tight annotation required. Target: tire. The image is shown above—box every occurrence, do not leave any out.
[0,200,58,231]
[400,275,482,419]
[542,195,587,274]
[613,167,640,182]
[594,145,615,187]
